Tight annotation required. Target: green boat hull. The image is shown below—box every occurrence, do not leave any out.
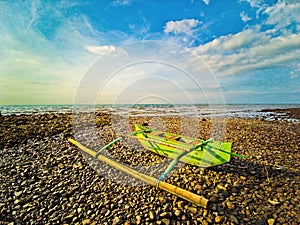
[134,124,232,167]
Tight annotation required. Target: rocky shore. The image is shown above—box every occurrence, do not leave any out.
[0,112,299,225]
[261,107,300,120]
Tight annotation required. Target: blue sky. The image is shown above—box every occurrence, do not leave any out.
[0,0,299,105]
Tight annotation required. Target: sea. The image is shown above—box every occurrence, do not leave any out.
[0,104,299,122]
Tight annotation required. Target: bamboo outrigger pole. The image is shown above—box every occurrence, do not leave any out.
[68,138,208,208]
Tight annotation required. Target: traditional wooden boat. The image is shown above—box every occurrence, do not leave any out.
[132,124,233,166]
[69,124,245,208]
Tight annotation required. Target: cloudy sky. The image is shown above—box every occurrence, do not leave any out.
[0,0,299,105]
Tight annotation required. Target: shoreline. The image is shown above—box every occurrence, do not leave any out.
[0,112,299,224]
[1,105,300,122]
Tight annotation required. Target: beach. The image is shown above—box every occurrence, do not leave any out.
[0,109,299,225]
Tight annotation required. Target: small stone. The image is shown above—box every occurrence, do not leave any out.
[161,218,170,225]
[231,186,239,193]
[226,201,235,210]
[159,196,167,203]
[209,196,218,203]
[23,203,33,208]
[65,214,74,219]
[217,185,226,191]
[77,208,82,214]
[230,215,239,224]
[206,217,213,223]
[14,199,20,205]
[267,218,275,225]
[268,199,280,205]
[277,217,285,223]
[160,212,172,218]
[136,215,142,225]
[177,201,185,208]
[174,210,181,217]
[186,206,197,214]
[104,210,110,217]
[215,216,223,223]
[14,191,22,197]
[149,211,155,220]
[82,219,90,225]
[195,184,202,190]
[112,216,121,225]
[240,176,246,180]
[73,162,83,168]
[201,220,209,225]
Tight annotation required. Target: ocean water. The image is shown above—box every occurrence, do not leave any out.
[0,104,299,122]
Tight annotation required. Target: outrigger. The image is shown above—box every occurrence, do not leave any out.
[69,124,246,208]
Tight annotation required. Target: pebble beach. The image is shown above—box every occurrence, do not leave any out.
[0,108,299,225]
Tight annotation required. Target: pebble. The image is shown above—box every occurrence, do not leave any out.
[136,215,142,225]
[215,216,223,223]
[267,218,275,225]
[112,216,121,225]
[149,211,155,220]
[226,201,235,210]
[161,218,170,225]
[160,212,172,218]
[14,191,22,197]
[230,215,239,224]
[277,217,285,223]
[201,220,209,225]
[186,206,197,214]
[174,210,181,217]
[0,113,299,224]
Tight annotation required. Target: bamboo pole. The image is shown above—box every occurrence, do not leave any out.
[68,138,208,208]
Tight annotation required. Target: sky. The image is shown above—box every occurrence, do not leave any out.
[0,0,299,105]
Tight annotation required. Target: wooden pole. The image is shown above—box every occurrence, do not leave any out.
[68,138,208,208]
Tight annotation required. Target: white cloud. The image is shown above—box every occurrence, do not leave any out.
[240,11,252,22]
[164,19,201,36]
[263,2,300,31]
[202,0,210,5]
[196,29,269,54]
[85,45,117,54]
[243,0,265,8]
[192,29,300,76]
[84,45,128,57]
[241,0,268,17]
[112,0,130,6]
